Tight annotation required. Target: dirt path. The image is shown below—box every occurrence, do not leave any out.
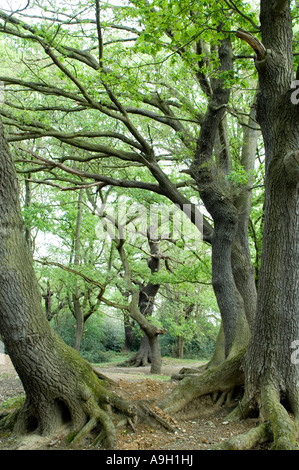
[0,355,258,451]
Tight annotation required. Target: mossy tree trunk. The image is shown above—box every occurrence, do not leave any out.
[0,118,158,449]
[162,1,299,451]
[190,36,258,361]
[236,0,299,450]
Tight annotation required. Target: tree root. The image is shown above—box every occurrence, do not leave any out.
[260,383,298,450]
[139,403,178,433]
[70,405,117,449]
[171,366,204,381]
[223,380,299,450]
[1,368,177,450]
[64,395,178,450]
[0,408,21,432]
[213,390,234,408]
[117,352,150,368]
[159,348,246,415]
[211,422,272,450]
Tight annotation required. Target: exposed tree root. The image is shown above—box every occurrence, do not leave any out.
[211,382,299,450]
[211,422,272,450]
[118,351,150,368]
[117,337,153,369]
[0,367,177,450]
[159,347,299,450]
[3,347,298,450]
[159,348,246,415]
[259,383,298,450]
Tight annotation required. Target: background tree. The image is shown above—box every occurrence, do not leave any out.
[161,0,299,450]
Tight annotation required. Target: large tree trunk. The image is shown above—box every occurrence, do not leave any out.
[238,0,299,449]
[193,1,299,451]
[190,36,253,360]
[24,176,34,253]
[0,119,165,449]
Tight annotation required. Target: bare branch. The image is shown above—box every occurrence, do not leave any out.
[24,152,167,194]
[236,29,267,61]
[95,0,104,66]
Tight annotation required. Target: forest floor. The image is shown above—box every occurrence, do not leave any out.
[0,354,265,451]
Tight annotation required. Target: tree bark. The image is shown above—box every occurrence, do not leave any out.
[72,188,84,351]
[229,1,299,450]
[119,235,164,373]
[24,176,34,253]
[122,312,134,353]
[161,4,299,450]
[0,118,145,449]
[190,36,253,359]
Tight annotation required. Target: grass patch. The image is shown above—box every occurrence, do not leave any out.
[92,352,133,368]
[0,394,25,412]
[161,357,206,366]
[92,353,207,368]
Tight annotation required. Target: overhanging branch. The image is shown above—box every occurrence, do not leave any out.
[34,258,129,310]
[236,29,267,62]
[24,152,167,194]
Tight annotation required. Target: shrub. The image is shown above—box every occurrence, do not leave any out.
[51,312,124,363]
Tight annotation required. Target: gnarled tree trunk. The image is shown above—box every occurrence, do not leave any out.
[190,35,253,360]
[236,0,299,450]
[0,118,168,449]
[167,1,299,451]
[118,234,164,374]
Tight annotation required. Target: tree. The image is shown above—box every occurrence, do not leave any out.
[2,0,298,451]
[89,194,167,373]
[0,0,260,363]
[0,117,171,449]
[236,0,299,449]
[161,0,299,450]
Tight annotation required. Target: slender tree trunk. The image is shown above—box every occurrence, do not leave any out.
[231,100,259,330]
[122,312,134,353]
[72,189,84,351]
[172,336,185,359]
[42,280,54,321]
[120,236,164,373]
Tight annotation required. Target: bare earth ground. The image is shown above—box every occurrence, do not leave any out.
[0,354,261,451]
